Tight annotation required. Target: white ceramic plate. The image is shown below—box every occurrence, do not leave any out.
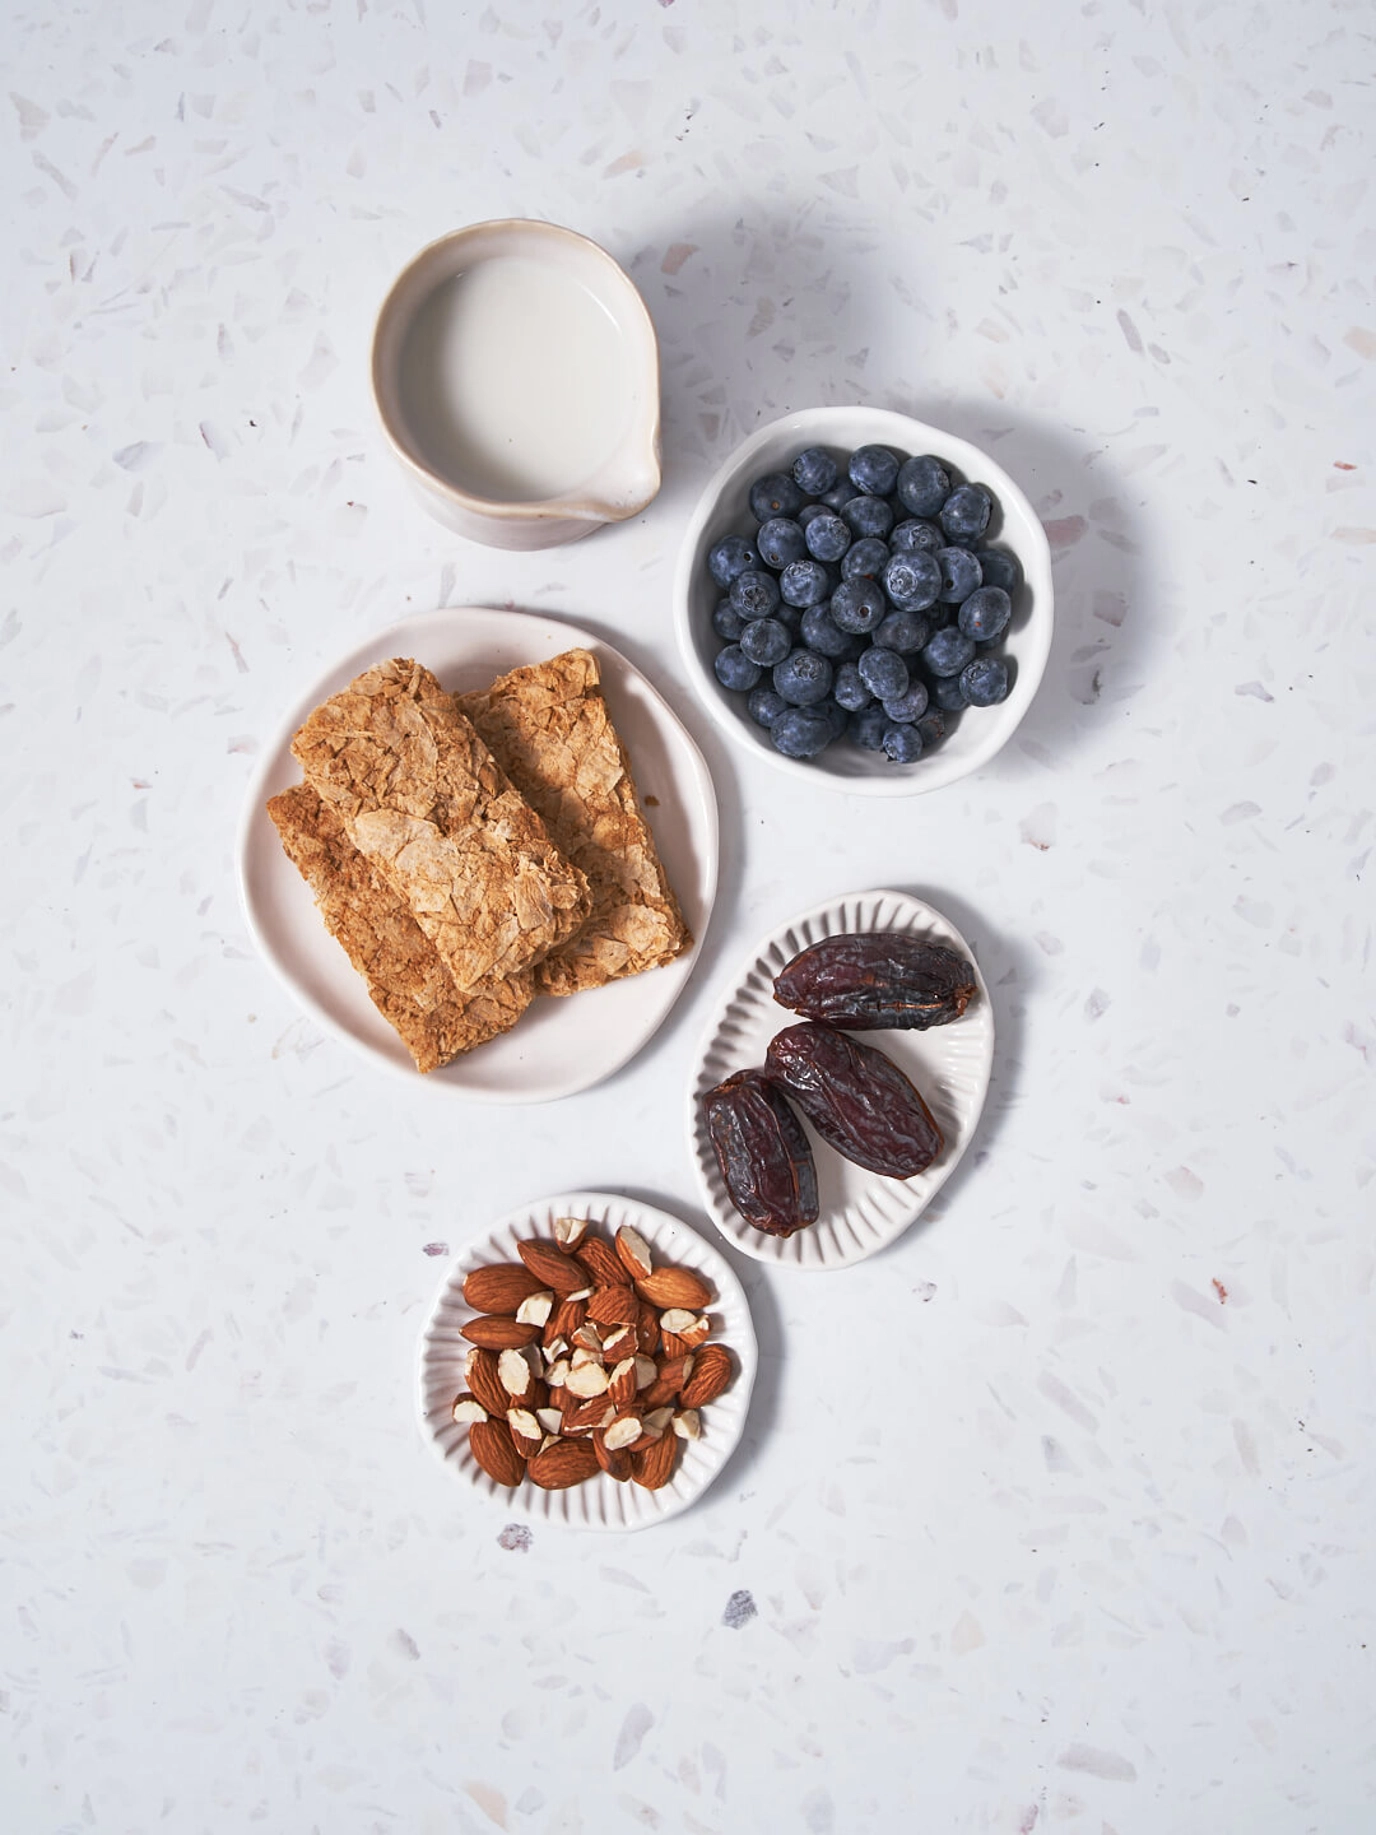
[237,607,718,1101]
[688,890,995,1270]
[417,1192,758,1532]
[674,405,1054,794]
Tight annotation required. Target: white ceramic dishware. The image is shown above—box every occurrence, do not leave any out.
[372,220,662,549]
[237,607,717,1101]
[418,1192,758,1531]
[674,405,1053,793]
[688,889,994,1269]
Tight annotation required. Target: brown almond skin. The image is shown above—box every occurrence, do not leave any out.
[461,1315,541,1350]
[635,1266,713,1311]
[680,1343,733,1408]
[543,1297,587,1349]
[631,1434,678,1491]
[586,1285,639,1327]
[578,1236,629,1288]
[615,1225,653,1280]
[635,1299,662,1358]
[465,1349,511,1418]
[593,1430,633,1482]
[642,1354,694,1407]
[528,1438,601,1490]
[462,1262,546,1313]
[517,1238,593,1294]
[469,1418,525,1487]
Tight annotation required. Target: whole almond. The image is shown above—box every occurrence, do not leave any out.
[461,1315,541,1350]
[615,1224,653,1281]
[679,1342,733,1408]
[579,1235,628,1288]
[586,1285,639,1327]
[552,1215,589,1252]
[634,1266,712,1312]
[465,1348,510,1418]
[469,1418,525,1487]
[593,1429,633,1481]
[631,1433,678,1491]
[528,1437,601,1490]
[462,1262,545,1313]
[517,1238,592,1294]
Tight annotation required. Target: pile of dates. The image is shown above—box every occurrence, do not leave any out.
[702,931,978,1237]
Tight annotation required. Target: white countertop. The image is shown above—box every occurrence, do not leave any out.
[3,3,1372,1830]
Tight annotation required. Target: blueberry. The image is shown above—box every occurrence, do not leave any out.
[881,551,941,611]
[890,517,944,556]
[817,695,850,741]
[739,616,791,667]
[847,444,900,497]
[849,705,890,750]
[714,644,761,692]
[961,655,1012,707]
[921,626,976,678]
[800,604,855,659]
[708,534,759,588]
[940,483,992,543]
[712,598,746,642]
[874,610,929,654]
[792,446,839,497]
[797,502,831,531]
[803,512,851,563]
[818,481,853,512]
[840,537,890,582]
[973,547,1021,595]
[882,679,929,723]
[930,674,969,712]
[756,517,807,570]
[729,568,782,620]
[771,706,836,759]
[936,546,982,604]
[830,578,887,634]
[779,558,834,608]
[840,494,894,540]
[916,710,948,750]
[882,723,924,764]
[833,661,873,712]
[896,455,950,518]
[957,585,1012,643]
[747,686,788,728]
[858,646,909,701]
[749,472,804,521]
[773,647,834,706]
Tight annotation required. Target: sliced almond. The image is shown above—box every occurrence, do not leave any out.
[601,1324,636,1364]
[563,1396,616,1433]
[535,1406,564,1436]
[564,1361,611,1399]
[565,1287,594,1304]
[633,1355,658,1392]
[608,1358,638,1407]
[673,1409,701,1441]
[498,1345,538,1400]
[658,1308,699,1335]
[451,1395,488,1426]
[569,1345,602,1371]
[542,1337,568,1362]
[603,1413,643,1453]
[507,1407,542,1457]
[572,1321,605,1352]
[553,1215,589,1251]
[515,1289,555,1328]
[546,1357,571,1388]
[615,1224,653,1281]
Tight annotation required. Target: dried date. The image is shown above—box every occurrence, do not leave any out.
[773,931,977,1031]
[764,1022,943,1178]
[702,1068,819,1238]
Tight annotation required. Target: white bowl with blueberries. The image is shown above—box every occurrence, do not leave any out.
[673,406,1053,792]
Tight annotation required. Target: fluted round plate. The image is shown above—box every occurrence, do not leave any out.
[418,1192,758,1531]
[688,890,994,1270]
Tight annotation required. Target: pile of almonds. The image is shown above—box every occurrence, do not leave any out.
[452,1216,734,1492]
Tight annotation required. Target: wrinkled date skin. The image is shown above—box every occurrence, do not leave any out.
[765,1022,944,1177]
[773,932,977,1031]
[702,1069,819,1237]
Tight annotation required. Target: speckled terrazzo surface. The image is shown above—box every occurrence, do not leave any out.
[2,3,1373,1831]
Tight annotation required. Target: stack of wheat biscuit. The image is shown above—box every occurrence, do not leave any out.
[267,649,691,1072]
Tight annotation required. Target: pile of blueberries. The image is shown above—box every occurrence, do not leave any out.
[707,444,1021,763]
